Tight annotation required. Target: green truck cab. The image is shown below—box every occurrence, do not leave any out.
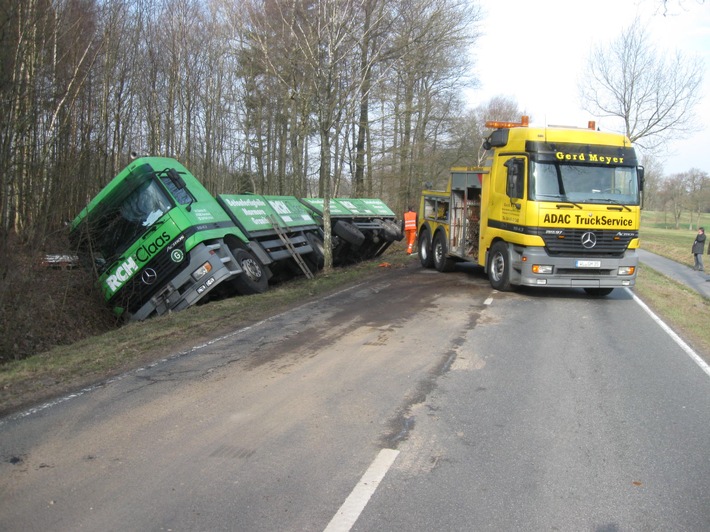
[71,157,274,320]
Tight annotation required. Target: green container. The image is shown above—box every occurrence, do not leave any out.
[218,194,319,234]
[299,198,396,218]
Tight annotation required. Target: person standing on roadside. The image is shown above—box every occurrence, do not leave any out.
[692,227,705,271]
[403,206,417,255]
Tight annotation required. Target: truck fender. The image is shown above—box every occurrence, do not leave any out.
[248,240,274,266]
[508,244,523,285]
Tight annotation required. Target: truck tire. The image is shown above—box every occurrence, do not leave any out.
[418,229,434,268]
[232,248,269,295]
[305,232,325,271]
[488,241,512,291]
[334,220,365,247]
[584,287,614,296]
[382,219,404,242]
[433,231,456,272]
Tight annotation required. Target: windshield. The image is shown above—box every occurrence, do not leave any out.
[86,179,173,270]
[529,161,640,205]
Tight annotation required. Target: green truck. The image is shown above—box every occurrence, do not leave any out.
[70,156,400,321]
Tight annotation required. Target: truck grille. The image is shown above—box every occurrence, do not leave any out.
[108,240,188,313]
[536,228,637,257]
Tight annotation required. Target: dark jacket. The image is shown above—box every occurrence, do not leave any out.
[692,231,706,254]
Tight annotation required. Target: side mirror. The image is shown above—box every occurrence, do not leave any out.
[168,168,187,189]
[504,158,525,201]
[637,165,645,191]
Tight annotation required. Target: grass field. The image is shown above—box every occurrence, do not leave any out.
[640,210,707,266]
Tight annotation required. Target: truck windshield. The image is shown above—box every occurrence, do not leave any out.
[529,161,640,205]
[84,178,173,270]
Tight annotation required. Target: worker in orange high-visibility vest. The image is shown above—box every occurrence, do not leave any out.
[403,207,417,254]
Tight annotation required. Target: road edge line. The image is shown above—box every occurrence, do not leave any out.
[628,288,710,378]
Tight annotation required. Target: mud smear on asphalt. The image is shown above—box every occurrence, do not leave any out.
[380,297,486,449]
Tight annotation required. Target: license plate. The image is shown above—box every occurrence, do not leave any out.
[576,260,601,268]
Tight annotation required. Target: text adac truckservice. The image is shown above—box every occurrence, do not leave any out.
[543,213,634,227]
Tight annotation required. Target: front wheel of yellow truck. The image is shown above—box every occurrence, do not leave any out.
[584,287,614,296]
[488,241,512,291]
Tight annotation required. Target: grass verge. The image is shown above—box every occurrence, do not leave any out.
[635,216,710,364]
[633,265,710,362]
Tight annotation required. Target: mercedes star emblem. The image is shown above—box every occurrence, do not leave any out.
[581,232,597,249]
[141,268,158,285]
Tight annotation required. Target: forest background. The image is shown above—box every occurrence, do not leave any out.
[0,0,707,362]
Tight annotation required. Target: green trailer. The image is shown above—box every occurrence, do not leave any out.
[299,198,403,264]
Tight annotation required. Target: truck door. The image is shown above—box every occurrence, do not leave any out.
[487,156,526,228]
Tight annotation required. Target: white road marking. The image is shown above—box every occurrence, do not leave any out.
[484,297,493,306]
[323,448,400,532]
[628,289,710,378]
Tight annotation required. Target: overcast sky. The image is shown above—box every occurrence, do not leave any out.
[467,0,710,175]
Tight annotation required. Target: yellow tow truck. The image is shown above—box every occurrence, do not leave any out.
[418,116,644,296]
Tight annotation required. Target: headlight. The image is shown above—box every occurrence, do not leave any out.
[192,261,212,281]
[532,264,553,274]
[618,266,635,276]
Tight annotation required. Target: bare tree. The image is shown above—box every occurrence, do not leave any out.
[0,0,100,240]
[656,0,706,16]
[579,18,704,152]
[639,153,664,210]
[473,96,524,162]
[442,96,525,172]
[239,0,366,271]
[389,0,480,210]
[660,172,689,229]
[352,0,392,197]
[684,168,710,230]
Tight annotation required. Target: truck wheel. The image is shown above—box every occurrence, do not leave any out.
[419,229,434,268]
[584,287,614,296]
[488,241,512,291]
[382,219,404,242]
[433,231,456,272]
[334,220,365,247]
[305,232,325,270]
[232,248,269,295]
[382,220,404,242]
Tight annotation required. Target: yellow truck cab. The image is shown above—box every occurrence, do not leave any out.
[418,117,643,296]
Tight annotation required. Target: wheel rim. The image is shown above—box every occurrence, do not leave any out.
[435,242,444,264]
[491,252,504,282]
[241,257,263,281]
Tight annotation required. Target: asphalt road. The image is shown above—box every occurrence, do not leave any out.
[1,262,709,531]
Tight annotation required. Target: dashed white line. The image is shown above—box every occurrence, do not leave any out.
[323,448,400,532]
